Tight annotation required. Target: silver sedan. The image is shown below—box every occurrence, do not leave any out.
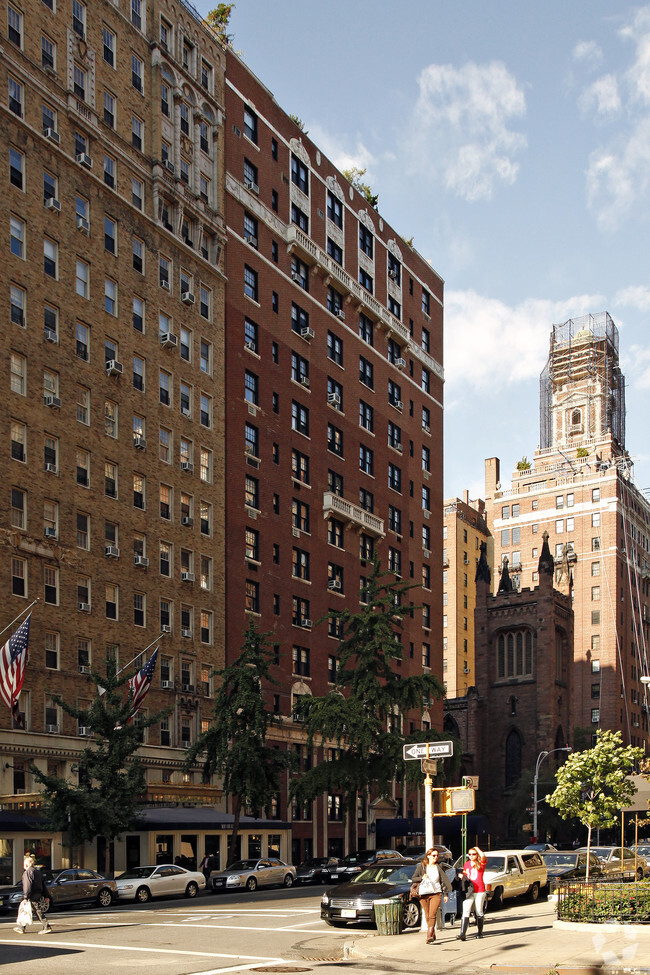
[209,858,296,892]
[115,864,206,902]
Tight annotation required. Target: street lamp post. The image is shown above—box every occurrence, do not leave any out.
[533,747,572,842]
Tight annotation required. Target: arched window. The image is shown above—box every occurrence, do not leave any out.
[505,729,522,788]
[444,714,460,739]
[497,630,533,679]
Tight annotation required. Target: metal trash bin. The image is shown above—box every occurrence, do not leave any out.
[373,896,402,936]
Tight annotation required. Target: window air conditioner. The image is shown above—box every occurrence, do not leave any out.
[45,198,61,212]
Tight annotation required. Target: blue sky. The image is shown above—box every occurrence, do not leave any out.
[199,0,650,499]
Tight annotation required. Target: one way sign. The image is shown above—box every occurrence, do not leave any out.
[403,740,454,760]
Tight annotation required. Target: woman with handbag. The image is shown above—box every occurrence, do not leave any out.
[456,846,488,941]
[411,848,452,944]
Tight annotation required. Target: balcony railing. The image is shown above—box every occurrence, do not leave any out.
[323,492,384,538]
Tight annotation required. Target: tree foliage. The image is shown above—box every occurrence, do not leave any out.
[546,730,643,879]
[204,4,235,46]
[31,659,169,873]
[184,619,294,863]
[290,558,444,823]
[289,114,308,135]
[342,167,379,209]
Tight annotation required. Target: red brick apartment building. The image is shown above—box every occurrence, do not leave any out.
[484,314,650,751]
[224,50,444,861]
[0,0,444,868]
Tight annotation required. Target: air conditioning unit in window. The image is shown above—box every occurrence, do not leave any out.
[423,548,431,559]
[181,291,195,305]
[388,268,399,281]
[44,127,60,144]
[79,665,91,674]
[395,401,403,411]
[328,579,341,591]
[133,435,146,449]
[180,461,193,473]
[328,392,341,407]
[161,679,174,689]
[301,326,314,341]
[105,545,119,558]
[181,516,194,527]
[79,726,93,736]
[244,177,259,194]
[44,327,58,343]
[181,627,193,639]
[395,357,406,369]
[160,331,178,348]
[246,235,257,247]
[423,470,430,480]
[134,555,149,567]
[424,510,430,519]
[161,624,172,633]
[46,724,59,734]
[423,423,431,434]
[45,197,61,212]
[76,215,90,234]
[76,152,93,168]
[78,602,91,612]
[300,619,312,629]
[105,359,123,376]
[291,271,302,283]
[181,683,194,693]
[44,394,61,408]
[44,527,57,539]
[336,309,346,320]
[244,337,255,351]
[292,527,301,537]
[165,160,175,174]
[181,571,195,582]
[44,462,58,474]
[394,442,403,453]
[299,375,310,388]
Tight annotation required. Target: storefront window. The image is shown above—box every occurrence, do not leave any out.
[248,834,262,859]
[156,834,173,864]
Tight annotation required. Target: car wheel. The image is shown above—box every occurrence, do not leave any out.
[136,886,151,903]
[637,867,644,881]
[325,918,348,927]
[97,888,113,908]
[402,899,421,929]
[246,876,257,892]
[283,874,294,888]
[36,897,50,916]
[490,886,504,910]
[528,882,540,903]
[185,882,199,898]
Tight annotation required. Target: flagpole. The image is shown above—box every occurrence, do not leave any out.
[97,633,165,695]
[0,599,39,642]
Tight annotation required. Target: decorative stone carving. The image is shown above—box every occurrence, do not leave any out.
[387,238,403,261]
[358,209,376,234]
[326,175,344,200]
[290,138,310,166]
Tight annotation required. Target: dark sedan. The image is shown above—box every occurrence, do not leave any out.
[321,858,422,929]
[296,857,340,885]
[542,851,604,891]
[332,849,403,882]
[0,868,117,914]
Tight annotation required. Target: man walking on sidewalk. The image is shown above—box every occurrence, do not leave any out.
[14,854,52,935]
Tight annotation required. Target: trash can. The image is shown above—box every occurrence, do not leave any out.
[373,896,402,935]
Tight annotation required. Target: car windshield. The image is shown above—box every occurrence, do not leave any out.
[543,854,577,867]
[483,856,506,871]
[301,859,325,868]
[227,860,258,871]
[352,864,416,885]
[117,867,155,880]
[339,853,366,865]
[589,848,612,858]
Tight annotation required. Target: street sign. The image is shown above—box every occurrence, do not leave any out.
[451,789,475,813]
[421,758,438,775]
[463,775,479,789]
[403,740,454,761]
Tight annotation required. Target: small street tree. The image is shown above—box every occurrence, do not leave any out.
[31,659,169,875]
[184,619,294,864]
[546,729,643,879]
[290,557,444,847]
[204,4,235,46]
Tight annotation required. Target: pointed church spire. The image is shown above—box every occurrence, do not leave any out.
[538,530,554,575]
[475,540,491,585]
[497,556,513,593]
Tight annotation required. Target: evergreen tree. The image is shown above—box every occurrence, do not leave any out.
[184,619,294,864]
[290,558,444,842]
[546,729,643,879]
[31,658,169,874]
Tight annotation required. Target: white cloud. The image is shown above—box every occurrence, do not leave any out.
[306,123,377,182]
[410,61,526,202]
[578,74,621,118]
[614,284,650,309]
[573,40,603,65]
[444,291,604,394]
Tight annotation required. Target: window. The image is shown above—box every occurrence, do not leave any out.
[12,556,26,596]
[104,400,117,438]
[292,646,310,676]
[72,0,86,37]
[243,156,258,189]
[327,331,344,366]
[245,579,260,613]
[73,63,86,100]
[291,154,308,193]
[497,630,533,679]
[11,420,26,462]
[291,254,308,288]
[328,518,344,548]
[327,286,343,317]
[388,253,401,285]
[359,444,373,476]
[359,487,374,512]
[76,450,90,488]
[291,302,309,335]
[244,318,258,352]
[201,59,212,90]
[8,4,22,46]
[291,204,309,233]
[200,284,212,320]
[10,216,25,258]
[10,353,25,395]
[388,463,401,492]
[388,421,402,450]
[292,596,310,626]
[200,392,212,428]
[244,265,258,301]
[103,25,115,66]
[104,153,115,188]
[244,370,258,405]
[359,313,373,346]
[328,423,343,456]
[388,295,401,319]
[422,289,430,316]
[104,461,117,498]
[359,400,374,432]
[132,236,144,274]
[359,356,374,389]
[327,191,342,227]
[388,505,401,534]
[292,449,309,484]
[43,237,57,278]
[292,498,309,532]
[359,224,373,258]
[132,115,143,152]
[103,90,115,128]
[104,278,117,315]
[10,284,25,326]
[10,146,24,190]
[292,547,310,580]
[44,564,58,604]
[131,0,142,29]
[327,237,343,265]
[132,53,143,92]
[133,174,143,207]
[244,106,258,143]
[11,488,25,529]
[292,401,309,436]
[388,380,402,407]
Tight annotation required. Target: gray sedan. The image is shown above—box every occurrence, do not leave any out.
[577,847,647,880]
[115,864,206,902]
[209,858,296,892]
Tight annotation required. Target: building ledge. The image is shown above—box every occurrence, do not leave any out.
[323,492,385,538]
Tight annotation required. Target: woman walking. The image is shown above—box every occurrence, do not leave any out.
[412,848,452,945]
[456,846,488,941]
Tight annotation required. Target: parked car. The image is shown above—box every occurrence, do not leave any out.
[115,864,206,902]
[577,846,648,880]
[407,844,454,863]
[541,851,604,891]
[332,849,403,882]
[631,844,650,864]
[295,857,339,885]
[0,868,117,914]
[454,850,548,909]
[208,858,296,892]
[525,843,557,852]
[321,858,422,929]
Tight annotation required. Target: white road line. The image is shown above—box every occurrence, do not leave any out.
[154,922,327,933]
[0,938,284,961]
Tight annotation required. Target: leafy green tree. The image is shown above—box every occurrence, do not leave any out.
[289,114,308,135]
[290,558,444,846]
[184,620,294,864]
[31,659,169,875]
[342,166,379,209]
[205,3,235,46]
[546,730,643,878]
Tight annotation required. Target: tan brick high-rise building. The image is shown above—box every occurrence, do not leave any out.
[485,313,650,751]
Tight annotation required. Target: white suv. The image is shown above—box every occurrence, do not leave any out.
[456,850,548,909]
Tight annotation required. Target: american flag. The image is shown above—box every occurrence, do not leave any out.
[126,648,158,722]
[0,614,31,728]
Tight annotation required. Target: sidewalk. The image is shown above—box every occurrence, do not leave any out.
[345,900,650,974]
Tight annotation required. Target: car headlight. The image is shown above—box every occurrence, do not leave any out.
[321,893,330,906]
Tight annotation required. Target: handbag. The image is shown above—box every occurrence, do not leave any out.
[17,900,32,927]
[418,874,435,896]
[409,882,420,899]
